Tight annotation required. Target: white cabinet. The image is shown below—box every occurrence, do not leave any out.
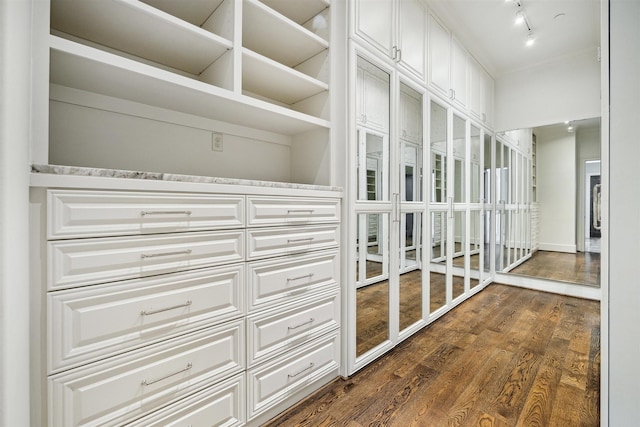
[35,185,341,426]
[469,58,494,128]
[352,0,426,79]
[400,84,423,143]
[450,37,469,109]
[428,12,451,97]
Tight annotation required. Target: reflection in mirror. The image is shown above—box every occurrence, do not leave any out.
[452,210,465,300]
[453,114,466,203]
[400,83,423,202]
[470,209,481,289]
[430,211,447,313]
[470,125,481,203]
[400,212,422,331]
[357,129,389,201]
[430,101,447,203]
[505,118,601,287]
[356,213,389,357]
[482,209,491,282]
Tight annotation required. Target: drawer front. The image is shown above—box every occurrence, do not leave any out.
[128,373,245,427]
[247,225,339,260]
[48,189,244,239]
[49,264,244,373]
[247,291,340,366]
[49,320,244,427]
[247,196,340,227]
[248,330,339,418]
[48,230,244,290]
[248,250,339,312]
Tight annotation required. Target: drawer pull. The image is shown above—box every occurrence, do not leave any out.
[287,273,314,282]
[140,210,192,216]
[141,362,193,386]
[141,300,193,316]
[288,318,314,330]
[287,238,314,244]
[288,362,315,378]
[141,249,192,259]
[287,209,315,214]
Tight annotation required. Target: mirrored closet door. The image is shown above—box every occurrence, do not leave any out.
[352,54,428,370]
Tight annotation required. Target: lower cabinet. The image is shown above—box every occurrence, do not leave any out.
[34,184,341,426]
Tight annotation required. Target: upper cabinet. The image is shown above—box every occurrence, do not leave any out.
[428,14,469,111]
[469,58,494,128]
[43,0,334,186]
[356,58,390,132]
[352,0,427,79]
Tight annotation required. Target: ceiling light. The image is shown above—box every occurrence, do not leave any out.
[568,126,575,132]
[515,11,525,25]
[526,32,536,46]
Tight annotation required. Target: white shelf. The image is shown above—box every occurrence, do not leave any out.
[260,0,329,25]
[242,49,328,105]
[50,0,232,75]
[140,0,225,26]
[243,0,328,67]
[49,36,329,135]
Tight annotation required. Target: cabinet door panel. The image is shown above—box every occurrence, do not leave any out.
[451,37,468,109]
[353,0,394,57]
[428,14,451,96]
[398,0,426,78]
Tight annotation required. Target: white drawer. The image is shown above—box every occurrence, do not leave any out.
[49,264,244,373]
[127,373,245,427]
[47,189,244,239]
[246,225,339,260]
[48,230,244,290]
[247,330,339,419]
[248,250,339,312]
[49,320,244,427]
[247,196,340,227]
[247,291,340,366]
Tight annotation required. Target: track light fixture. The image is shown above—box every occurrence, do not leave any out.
[511,1,535,47]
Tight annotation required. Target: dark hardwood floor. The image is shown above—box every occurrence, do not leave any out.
[509,250,600,286]
[264,284,600,427]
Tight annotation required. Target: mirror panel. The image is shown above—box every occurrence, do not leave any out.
[470,209,481,289]
[453,114,466,203]
[452,210,465,300]
[356,212,390,357]
[430,101,447,203]
[400,211,423,331]
[400,83,423,202]
[470,125,481,204]
[430,211,447,313]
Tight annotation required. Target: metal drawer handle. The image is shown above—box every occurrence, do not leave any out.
[287,362,314,378]
[141,249,192,259]
[141,300,192,316]
[140,210,192,216]
[287,273,314,282]
[287,238,314,243]
[287,209,315,214]
[288,318,314,330]
[141,363,192,386]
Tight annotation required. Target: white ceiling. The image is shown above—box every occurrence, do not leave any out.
[426,0,601,77]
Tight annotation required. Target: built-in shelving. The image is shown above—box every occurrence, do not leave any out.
[261,0,329,25]
[49,36,328,135]
[50,0,232,75]
[243,0,329,67]
[140,0,225,27]
[242,49,328,105]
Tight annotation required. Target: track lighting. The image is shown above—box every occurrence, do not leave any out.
[511,1,535,47]
[526,32,536,47]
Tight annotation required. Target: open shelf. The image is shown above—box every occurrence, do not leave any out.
[140,0,225,27]
[243,0,328,67]
[242,49,328,105]
[260,0,329,25]
[50,0,232,75]
[49,36,329,135]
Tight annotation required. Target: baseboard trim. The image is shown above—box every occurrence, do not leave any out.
[494,273,601,300]
[538,243,577,253]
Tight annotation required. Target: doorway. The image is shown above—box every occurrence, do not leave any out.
[585,160,601,253]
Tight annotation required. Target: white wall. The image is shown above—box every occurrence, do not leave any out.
[609,0,640,423]
[536,127,576,253]
[0,0,32,425]
[495,48,601,132]
[575,126,601,251]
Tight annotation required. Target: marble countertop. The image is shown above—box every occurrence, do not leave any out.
[31,164,342,192]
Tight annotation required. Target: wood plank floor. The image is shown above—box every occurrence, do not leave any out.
[509,250,600,286]
[263,284,600,427]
